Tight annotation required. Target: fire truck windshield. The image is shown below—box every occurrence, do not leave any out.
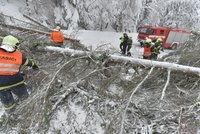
[138,28,155,35]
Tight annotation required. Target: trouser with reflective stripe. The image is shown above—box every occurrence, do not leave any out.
[0,84,29,111]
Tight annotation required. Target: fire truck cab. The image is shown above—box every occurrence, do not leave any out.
[137,26,191,49]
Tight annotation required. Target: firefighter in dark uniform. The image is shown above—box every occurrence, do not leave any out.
[127,36,133,56]
[151,38,164,60]
[0,35,38,112]
[119,33,129,55]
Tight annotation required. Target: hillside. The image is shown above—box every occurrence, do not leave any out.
[0,1,200,134]
[1,0,200,31]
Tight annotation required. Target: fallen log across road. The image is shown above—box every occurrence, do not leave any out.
[41,46,200,77]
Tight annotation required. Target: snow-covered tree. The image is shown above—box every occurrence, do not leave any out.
[75,0,200,31]
[148,0,200,30]
[16,0,200,31]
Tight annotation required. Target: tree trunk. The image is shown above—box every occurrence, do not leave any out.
[44,46,200,76]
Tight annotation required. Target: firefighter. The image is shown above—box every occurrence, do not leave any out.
[127,36,133,56]
[155,38,163,47]
[50,26,65,47]
[0,35,39,113]
[143,38,152,59]
[151,38,164,60]
[119,33,129,55]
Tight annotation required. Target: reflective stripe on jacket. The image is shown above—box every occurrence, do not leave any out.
[0,50,22,75]
[144,47,151,57]
[50,31,64,43]
[152,46,161,54]
[120,37,124,43]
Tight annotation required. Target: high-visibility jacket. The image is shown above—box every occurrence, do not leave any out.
[0,49,35,90]
[0,49,22,75]
[144,47,151,57]
[50,31,64,43]
[152,44,163,55]
[120,37,124,43]
[120,36,129,42]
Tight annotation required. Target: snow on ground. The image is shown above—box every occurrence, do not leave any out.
[48,100,105,134]
[0,30,171,128]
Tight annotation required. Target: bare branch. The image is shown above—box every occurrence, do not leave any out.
[161,70,171,100]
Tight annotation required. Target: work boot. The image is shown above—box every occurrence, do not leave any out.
[127,52,131,56]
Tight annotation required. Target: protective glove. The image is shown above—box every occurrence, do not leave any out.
[32,64,39,70]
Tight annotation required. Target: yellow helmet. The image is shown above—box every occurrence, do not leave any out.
[156,38,163,43]
[145,38,152,43]
[2,35,19,47]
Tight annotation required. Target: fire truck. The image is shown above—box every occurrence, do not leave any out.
[137,26,191,49]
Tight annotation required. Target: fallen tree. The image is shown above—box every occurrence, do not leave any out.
[0,23,79,42]
[0,13,80,43]
[43,46,200,77]
[23,14,52,31]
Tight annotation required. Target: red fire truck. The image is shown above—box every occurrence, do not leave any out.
[137,26,191,49]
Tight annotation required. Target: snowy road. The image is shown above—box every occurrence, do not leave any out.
[63,30,171,59]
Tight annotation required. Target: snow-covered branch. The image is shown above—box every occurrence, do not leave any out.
[23,14,52,31]
[119,67,154,134]
[160,70,171,100]
[45,46,200,76]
